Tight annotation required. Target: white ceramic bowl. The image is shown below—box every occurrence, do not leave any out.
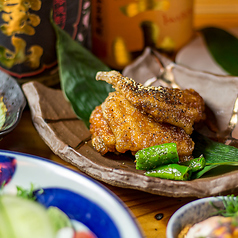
[166,196,226,238]
[0,150,143,238]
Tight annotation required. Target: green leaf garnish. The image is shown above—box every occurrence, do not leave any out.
[200,27,238,76]
[191,131,238,179]
[192,131,238,164]
[0,181,6,191]
[211,195,238,217]
[51,21,114,128]
[47,206,72,233]
[191,164,220,180]
[16,183,43,201]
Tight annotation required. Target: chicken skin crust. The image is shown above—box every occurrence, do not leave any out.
[89,105,116,155]
[90,92,194,161]
[96,71,205,135]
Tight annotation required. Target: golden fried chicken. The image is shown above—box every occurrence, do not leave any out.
[96,71,205,135]
[90,105,116,155]
[90,92,194,161]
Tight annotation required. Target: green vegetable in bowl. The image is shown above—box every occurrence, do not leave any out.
[47,206,72,234]
[0,97,7,130]
[0,184,97,238]
[135,131,238,181]
[16,183,43,200]
[212,194,238,217]
[0,184,72,238]
[144,156,206,181]
[0,195,55,238]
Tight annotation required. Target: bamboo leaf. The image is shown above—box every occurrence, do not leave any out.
[200,27,238,76]
[192,164,238,180]
[192,131,238,164]
[191,164,219,180]
[191,131,238,179]
[52,21,114,128]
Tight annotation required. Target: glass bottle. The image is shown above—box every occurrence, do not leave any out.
[91,0,194,70]
[0,0,91,86]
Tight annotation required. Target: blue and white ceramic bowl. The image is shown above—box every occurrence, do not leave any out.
[0,150,143,238]
[166,196,226,238]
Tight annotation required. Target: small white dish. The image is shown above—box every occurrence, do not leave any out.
[0,150,143,238]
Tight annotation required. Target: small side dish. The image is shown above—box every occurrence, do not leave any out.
[0,151,143,238]
[0,70,26,137]
[0,185,97,238]
[180,215,238,238]
[167,195,238,238]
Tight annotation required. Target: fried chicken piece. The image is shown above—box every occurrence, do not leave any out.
[90,92,194,161]
[96,71,205,135]
[90,105,116,155]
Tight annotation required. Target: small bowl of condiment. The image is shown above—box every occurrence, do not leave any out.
[166,195,238,238]
[0,70,26,137]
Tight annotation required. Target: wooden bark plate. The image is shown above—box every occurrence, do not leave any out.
[22,81,238,198]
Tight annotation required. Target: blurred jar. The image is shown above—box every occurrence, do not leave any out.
[0,0,91,86]
[91,0,194,70]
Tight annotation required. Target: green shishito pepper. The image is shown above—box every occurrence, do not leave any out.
[145,164,192,181]
[135,143,179,170]
[180,155,206,172]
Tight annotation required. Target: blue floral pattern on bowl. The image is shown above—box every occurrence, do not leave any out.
[35,188,120,238]
[0,154,16,185]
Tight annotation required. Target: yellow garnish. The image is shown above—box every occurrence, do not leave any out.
[0,97,7,129]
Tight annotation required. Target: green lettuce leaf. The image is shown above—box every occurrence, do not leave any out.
[52,21,114,128]
[0,195,54,238]
[47,206,72,234]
